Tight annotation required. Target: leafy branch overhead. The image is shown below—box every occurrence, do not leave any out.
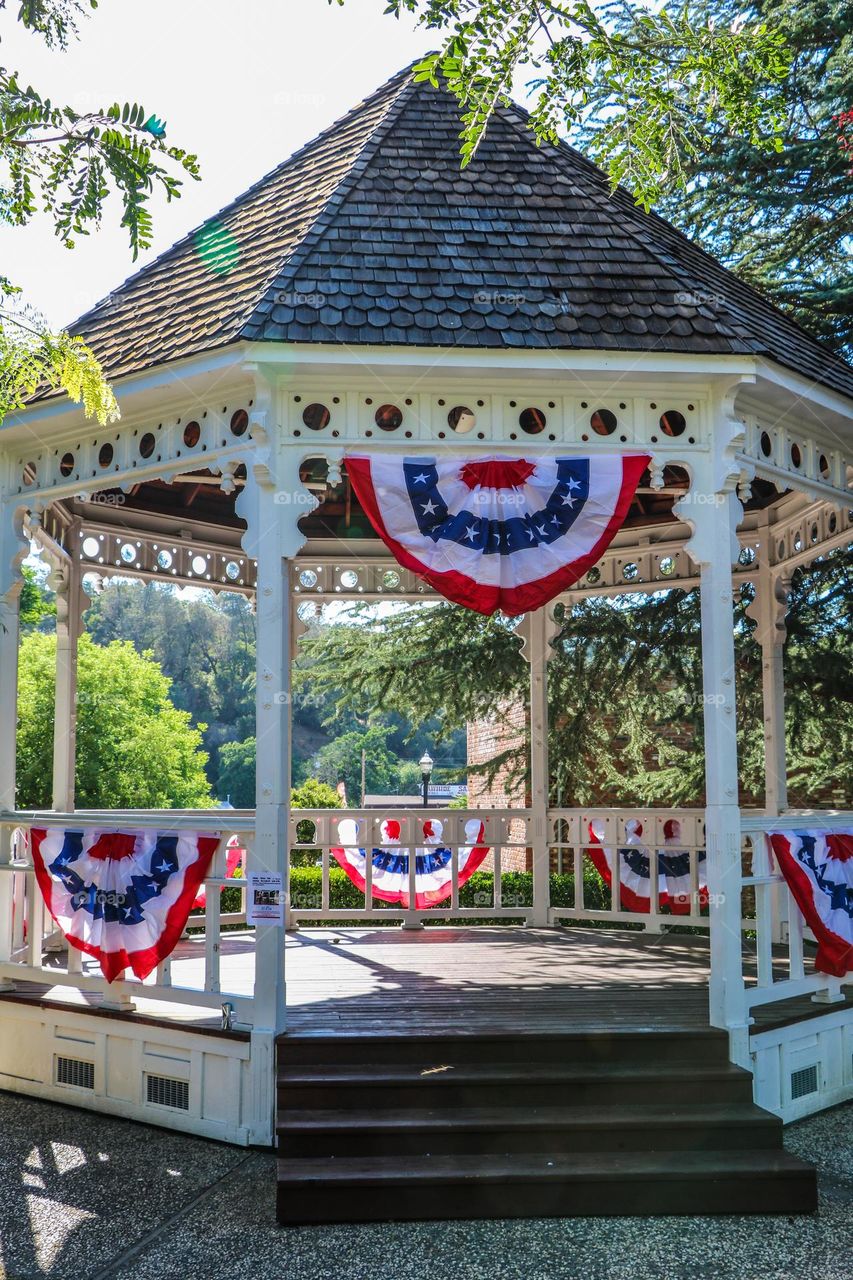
[0,79,200,256]
[0,0,199,423]
[372,0,790,205]
[0,298,118,421]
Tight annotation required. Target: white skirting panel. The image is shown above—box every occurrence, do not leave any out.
[0,1003,257,1145]
[751,1006,853,1123]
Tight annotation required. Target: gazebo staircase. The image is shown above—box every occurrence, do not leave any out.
[276,1028,817,1223]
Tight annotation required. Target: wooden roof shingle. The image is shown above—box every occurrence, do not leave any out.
[70,64,853,402]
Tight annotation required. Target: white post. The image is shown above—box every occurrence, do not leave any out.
[234,388,317,1148]
[0,590,20,817]
[678,472,750,1065]
[747,554,791,946]
[525,608,553,927]
[750,560,790,817]
[247,483,290,1142]
[50,535,86,812]
[0,501,27,988]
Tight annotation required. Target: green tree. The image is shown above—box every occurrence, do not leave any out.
[18,563,55,629]
[85,582,257,780]
[349,0,790,206]
[596,0,853,352]
[312,725,402,803]
[216,736,256,808]
[292,778,343,809]
[17,633,212,808]
[1,0,198,419]
[299,546,853,809]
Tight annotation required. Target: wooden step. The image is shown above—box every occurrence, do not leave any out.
[277,1101,782,1158]
[277,1149,818,1223]
[277,1059,755,1111]
[277,1027,731,1069]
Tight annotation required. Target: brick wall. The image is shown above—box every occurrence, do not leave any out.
[467,702,530,872]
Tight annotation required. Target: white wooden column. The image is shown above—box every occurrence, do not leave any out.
[678,476,750,1063]
[246,483,291,1141]
[233,383,317,1147]
[524,607,555,927]
[749,560,790,817]
[0,589,20,816]
[0,502,28,987]
[50,535,87,812]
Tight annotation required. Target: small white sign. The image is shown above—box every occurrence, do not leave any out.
[247,872,284,926]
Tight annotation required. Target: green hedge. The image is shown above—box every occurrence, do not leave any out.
[286,866,614,917]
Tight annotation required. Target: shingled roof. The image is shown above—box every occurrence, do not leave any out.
[71,64,853,402]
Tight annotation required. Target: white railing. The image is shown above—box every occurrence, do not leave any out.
[288,805,712,930]
[288,807,533,924]
[0,810,257,1026]
[740,811,851,1015]
[547,807,709,929]
[9,805,845,1030]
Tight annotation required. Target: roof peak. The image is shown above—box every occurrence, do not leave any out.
[69,62,853,403]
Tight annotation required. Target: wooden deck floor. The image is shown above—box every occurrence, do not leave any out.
[284,927,712,1035]
[1,925,847,1038]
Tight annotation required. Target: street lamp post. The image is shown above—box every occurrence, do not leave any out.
[419,751,433,809]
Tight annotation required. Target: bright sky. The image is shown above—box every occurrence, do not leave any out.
[0,0,440,329]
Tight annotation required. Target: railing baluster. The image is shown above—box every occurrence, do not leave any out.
[363,815,373,909]
[752,834,776,989]
[321,841,330,914]
[494,827,502,912]
[648,825,660,922]
[205,838,224,994]
[450,813,459,913]
[408,815,418,916]
[26,870,44,969]
[574,842,584,913]
[787,885,805,980]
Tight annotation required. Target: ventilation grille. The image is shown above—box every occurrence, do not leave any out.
[55,1056,95,1090]
[791,1064,819,1100]
[146,1074,190,1111]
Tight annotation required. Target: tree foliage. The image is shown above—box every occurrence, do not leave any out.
[299,546,853,809]
[620,0,853,353]
[85,582,257,783]
[352,0,790,206]
[17,632,212,808]
[0,302,118,420]
[0,0,198,422]
[19,562,55,628]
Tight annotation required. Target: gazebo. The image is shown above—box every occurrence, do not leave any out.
[0,65,850,1221]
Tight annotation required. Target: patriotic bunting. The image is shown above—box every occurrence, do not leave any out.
[192,836,246,910]
[31,827,220,982]
[586,819,708,915]
[768,830,853,977]
[346,453,650,615]
[332,817,490,909]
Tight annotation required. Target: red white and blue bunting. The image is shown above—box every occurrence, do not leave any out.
[587,819,708,915]
[346,453,650,615]
[768,830,853,976]
[332,817,489,909]
[31,827,220,982]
